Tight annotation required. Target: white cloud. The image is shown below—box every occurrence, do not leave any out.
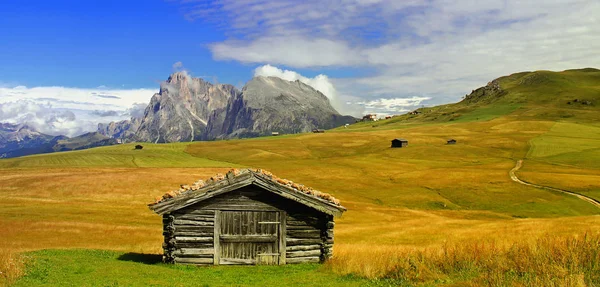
[254,64,361,116]
[211,37,362,68]
[180,0,600,108]
[355,97,431,116]
[0,86,155,136]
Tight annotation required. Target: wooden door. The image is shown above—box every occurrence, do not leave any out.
[216,210,282,265]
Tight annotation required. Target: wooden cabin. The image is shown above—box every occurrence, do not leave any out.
[362,114,377,121]
[391,138,408,148]
[312,129,325,133]
[447,139,457,145]
[149,169,346,266]
[271,132,280,136]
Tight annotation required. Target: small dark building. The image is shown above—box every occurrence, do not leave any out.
[149,169,346,265]
[447,139,457,145]
[391,138,408,148]
[312,129,325,133]
[271,132,280,136]
[135,145,144,150]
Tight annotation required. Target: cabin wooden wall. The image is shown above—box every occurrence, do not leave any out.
[161,185,335,265]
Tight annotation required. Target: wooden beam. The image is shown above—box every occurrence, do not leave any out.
[279,210,286,265]
[213,210,220,266]
[219,258,254,265]
[286,250,321,258]
[286,238,322,246]
[173,219,213,226]
[286,244,321,251]
[173,248,215,256]
[286,256,320,264]
[219,235,277,243]
[174,257,213,264]
[174,237,213,243]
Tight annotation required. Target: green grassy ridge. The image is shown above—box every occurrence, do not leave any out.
[368,68,600,129]
[0,143,239,169]
[13,250,396,287]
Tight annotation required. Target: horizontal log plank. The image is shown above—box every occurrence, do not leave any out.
[174,226,214,233]
[173,219,213,226]
[286,225,320,231]
[175,236,213,243]
[174,257,213,264]
[286,238,322,246]
[287,230,321,238]
[220,235,277,243]
[286,244,321,251]
[286,256,320,264]
[287,220,319,226]
[286,250,321,258]
[220,258,255,265]
[173,248,215,256]
[173,214,215,221]
[173,232,214,237]
[174,242,213,249]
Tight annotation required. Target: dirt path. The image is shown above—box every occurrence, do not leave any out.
[510,160,600,209]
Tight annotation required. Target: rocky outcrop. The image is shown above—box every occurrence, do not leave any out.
[462,79,506,104]
[97,117,141,142]
[134,72,239,143]
[203,76,355,140]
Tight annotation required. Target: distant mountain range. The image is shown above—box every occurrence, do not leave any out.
[100,72,356,143]
[0,123,117,158]
[1,72,356,158]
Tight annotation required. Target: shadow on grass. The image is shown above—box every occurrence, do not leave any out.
[117,253,163,265]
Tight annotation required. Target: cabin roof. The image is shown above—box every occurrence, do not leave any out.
[392,138,408,142]
[148,169,347,217]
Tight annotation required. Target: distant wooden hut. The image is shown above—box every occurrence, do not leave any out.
[312,129,325,133]
[447,139,457,145]
[391,138,408,148]
[362,114,377,121]
[134,144,143,150]
[271,132,280,136]
[149,169,346,265]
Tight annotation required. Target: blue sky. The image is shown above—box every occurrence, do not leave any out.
[1,0,599,136]
[0,0,250,88]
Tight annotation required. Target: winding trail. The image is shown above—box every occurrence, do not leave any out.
[510,160,600,209]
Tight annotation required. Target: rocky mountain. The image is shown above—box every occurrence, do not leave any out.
[106,72,355,143]
[134,72,239,143]
[0,123,56,158]
[0,123,117,158]
[203,76,356,139]
[97,117,141,142]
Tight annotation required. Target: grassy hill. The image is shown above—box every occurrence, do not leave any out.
[2,68,600,286]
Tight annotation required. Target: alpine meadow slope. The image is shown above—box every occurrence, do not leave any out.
[2,68,600,286]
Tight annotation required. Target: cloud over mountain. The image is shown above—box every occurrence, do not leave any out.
[0,86,155,136]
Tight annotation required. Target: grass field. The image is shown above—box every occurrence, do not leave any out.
[0,143,239,169]
[2,69,600,286]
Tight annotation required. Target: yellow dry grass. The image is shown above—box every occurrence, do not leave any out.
[0,250,24,286]
[329,233,599,286]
